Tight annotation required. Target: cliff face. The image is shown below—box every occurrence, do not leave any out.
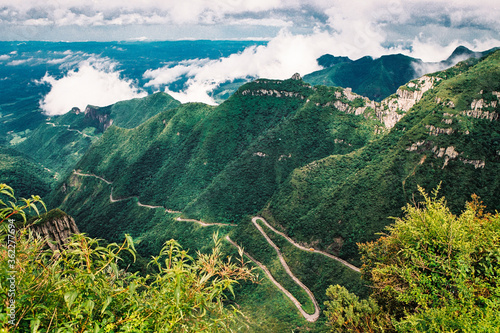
[84,105,114,131]
[31,209,80,251]
[377,75,441,128]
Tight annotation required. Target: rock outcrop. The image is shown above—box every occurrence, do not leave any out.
[31,209,80,251]
[378,76,441,128]
[84,105,114,131]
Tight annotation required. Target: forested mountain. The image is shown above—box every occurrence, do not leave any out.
[0,145,55,198]
[304,46,497,101]
[3,48,500,331]
[15,92,180,175]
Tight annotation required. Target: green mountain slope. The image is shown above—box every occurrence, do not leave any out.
[15,92,180,175]
[304,46,497,102]
[267,50,500,265]
[304,54,421,101]
[0,145,56,198]
[49,76,379,330]
[52,52,500,263]
[53,77,389,223]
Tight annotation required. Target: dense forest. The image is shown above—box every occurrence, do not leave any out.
[1,49,499,331]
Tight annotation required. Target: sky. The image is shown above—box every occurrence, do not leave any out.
[1,0,498,58]
[1,0,499,113]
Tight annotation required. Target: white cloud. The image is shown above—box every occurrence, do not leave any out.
[407,36,500,63]
[7,58,34,66]
[142,22,499,104]
[39,58,147,115]
[144,29,350,104]
[0,54,10,60]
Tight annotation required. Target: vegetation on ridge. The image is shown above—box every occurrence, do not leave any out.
[325,187,500,332]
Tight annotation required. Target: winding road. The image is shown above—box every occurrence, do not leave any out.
[46,122,95,138]
[225,236,319,322]
[72,169,361,322]
[253,217,360,273]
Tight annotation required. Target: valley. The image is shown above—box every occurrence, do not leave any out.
[1,45,500,331]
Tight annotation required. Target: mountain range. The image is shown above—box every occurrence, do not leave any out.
[2,46,500,331]
[304,45,498,101]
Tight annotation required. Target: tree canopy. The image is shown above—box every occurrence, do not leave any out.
[325,186,500,332]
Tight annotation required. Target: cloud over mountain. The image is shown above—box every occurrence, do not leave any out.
[38,58,146,115]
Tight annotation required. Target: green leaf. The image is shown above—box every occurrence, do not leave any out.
[101,296,113,314]
[228,284,235,298]
[175,276,181,305]
[30,202,40,216]
[84,299,95,314]
[125,234,136,252]
[64,290,79,310]
[31,317,41,333]
[128,281,137,296]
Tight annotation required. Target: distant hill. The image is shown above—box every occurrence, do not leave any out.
[304,46,497,101]
[14,92,180,175]
[0,145,56,198]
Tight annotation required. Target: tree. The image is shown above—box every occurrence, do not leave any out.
[325,186,500,332]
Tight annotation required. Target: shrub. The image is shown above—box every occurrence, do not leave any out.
[0,184,254,332]
[325,186,500,332]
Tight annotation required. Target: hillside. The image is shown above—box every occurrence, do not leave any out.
[267,51,500,264]
[46,50,500,330]
[0,145,56,198]
[304,46,496,102]
[14,92,180,175]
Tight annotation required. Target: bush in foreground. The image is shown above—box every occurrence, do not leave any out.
[0,184,254,332]
[325,186,500,332]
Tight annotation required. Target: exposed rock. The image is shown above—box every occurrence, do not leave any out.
[426,125,455,136]
[31,209,80,252]
[377,75,441,129]
[278,153,292,161]
[84,105,114,131]
[460,158,485,169]
[461,109,499,121]
[432,146,460,168]
[240,89,306,99]
[253,151,268,157]
[291,73,302,80]
[406,141,426,151]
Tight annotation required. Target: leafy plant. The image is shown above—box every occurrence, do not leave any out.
[0,185,254,332]
[0,183,46,224]
[325,186,500,332]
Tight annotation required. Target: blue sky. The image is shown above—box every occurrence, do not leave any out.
[0,0,498,60]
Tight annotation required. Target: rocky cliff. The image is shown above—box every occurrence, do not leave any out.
[84,105,114,131]
[31,209,80,251]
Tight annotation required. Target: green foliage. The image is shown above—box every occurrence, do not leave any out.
[267,50,500,265]
[325,187,500,332]
[15,92,180,175]
[0,185,255,332]
[0,146,55,199]
[304,54,420,101]
[1,229,254,332]
[324,285,391,332]
[0,183,46,224]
